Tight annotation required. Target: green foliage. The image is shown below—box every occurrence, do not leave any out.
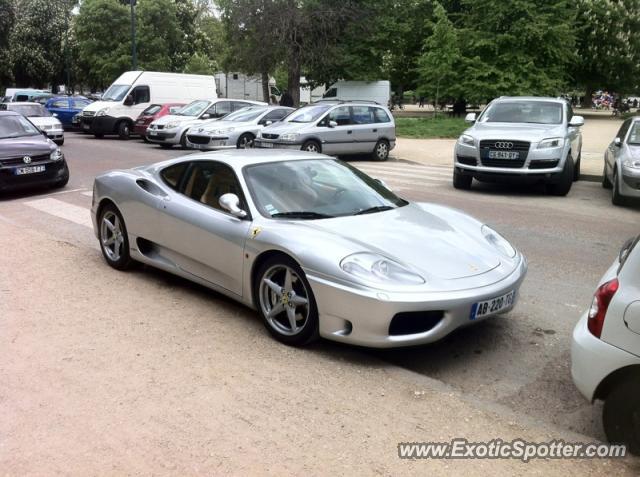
[183,52,217,75]
[395,116,468,138]
[0,0,15,89]
[138,0,182,71]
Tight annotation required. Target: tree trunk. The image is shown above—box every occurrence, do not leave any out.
[288,47,301,107]
[261,71,270,103]
[582,84,593,109]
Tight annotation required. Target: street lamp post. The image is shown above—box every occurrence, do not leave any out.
[130,0,137,70]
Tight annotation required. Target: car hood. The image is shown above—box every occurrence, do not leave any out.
[152,114,202,127]
[260,121,310,135]
[29,117,62,128]
[0,135,54,158]
[296,203,510,282]
[466,122,565,142]
[196,119,253,133]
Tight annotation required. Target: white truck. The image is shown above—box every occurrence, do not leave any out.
[80,71,217,139]
[322,80,391,107]
[214,72,280,103]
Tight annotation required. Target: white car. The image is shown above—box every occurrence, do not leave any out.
[571,235,640,454]
[185,105,293,150]
[1,102,64,145]
[603,117,640,205]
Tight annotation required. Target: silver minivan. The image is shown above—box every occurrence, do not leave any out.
[253,101,396,161]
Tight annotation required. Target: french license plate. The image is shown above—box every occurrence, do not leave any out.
[15,165,45,175]
[148,130,157,136]
[210,140,226,147]
[470,290,515,320]
[488,150,519,160]
[261,142,274,148]
[82,123,90,130]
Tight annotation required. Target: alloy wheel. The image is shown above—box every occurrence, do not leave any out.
[259,265,310,336]
[100,210,125,262]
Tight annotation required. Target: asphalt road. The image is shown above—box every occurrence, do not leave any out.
[2,131,638,442]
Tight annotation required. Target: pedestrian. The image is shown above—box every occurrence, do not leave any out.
[419,96,425,108]
[279,90,294,107]
[634,99,638,109]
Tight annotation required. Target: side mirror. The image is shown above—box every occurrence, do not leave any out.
[569,115,584,127]
[328,120,338,128]
[201,113,211,120]
[52,112,58,117]
[124,94,134,106]
[464,113,476,123]
[614,137,622,147]
[265,120,273,126]
[219,193,247,218]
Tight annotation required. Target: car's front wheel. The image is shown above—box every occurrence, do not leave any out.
[55,138,64,146]
[603,378,640,455]
[545,155,574,196]
[237,133,255,149]
[301,140,321,153]
[255,256,319,346]
[453,168,472,190]
[603,162,613,189]
[117,121,131,140]
[98,204,133,270]
[612,169,627,206]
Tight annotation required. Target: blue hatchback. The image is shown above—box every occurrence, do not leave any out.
[45,96,92,128]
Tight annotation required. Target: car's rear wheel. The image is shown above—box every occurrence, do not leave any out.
[453,168,472,190]
[98,204,133,270]
[237,133,255,149]
[372,139,390,161]
[255,256,319,346]
[117,121,131,140]
[603,379,640,455]
[545,155,574,196]
[302,140,321,153]
[612,169,627,206]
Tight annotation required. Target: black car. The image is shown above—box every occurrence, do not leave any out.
[0,110,69,193]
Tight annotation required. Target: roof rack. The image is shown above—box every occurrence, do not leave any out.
[313,99,381,105]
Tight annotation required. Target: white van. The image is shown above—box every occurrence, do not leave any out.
[214,72,280,103]
[321,81,391,107]
[80,71,217,139]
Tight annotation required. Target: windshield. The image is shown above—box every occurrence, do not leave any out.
[628,122,640,145]
[244,159,407,219]
[0,115,41,139]
[102,84,131,101]
[6,103,50,117]
[480,101,563,125]
[142,104,161,115]
[224,107,267,122]
[176,100,210,117]
[287,105,331,123]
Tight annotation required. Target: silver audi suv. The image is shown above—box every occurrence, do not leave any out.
[453,97,584,195]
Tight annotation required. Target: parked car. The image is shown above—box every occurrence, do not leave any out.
[454,97,584,195]
[134,103,185,140]
[91,149,526,347]
[571,235,640,454]
[45,96,92,129]
[81,71,218,139]
[185,105,293,150]
[146,98,266,148]
[321,81,391,107]
[1,102,64,145]
[0,110,69,193]
[253,101,396,161]
[603,117,640,205]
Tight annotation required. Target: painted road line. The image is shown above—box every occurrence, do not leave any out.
[24,198,92,228]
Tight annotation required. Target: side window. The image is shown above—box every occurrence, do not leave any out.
[232,101,251,111]
[351,106,373,124]
[328,106,352,126]
[373,107,391,123]
[160,162,188,191]
[209,101,232,118]
[72,100,90,109]
[169,105,182,114]
[617,119,632,140]
[262,109,289,123]
[51,100,68,108]
[181,162,246,213]
[132,85,150,104]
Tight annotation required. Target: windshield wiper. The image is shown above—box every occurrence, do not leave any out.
[271,211,334,219]
[354,205,395,215]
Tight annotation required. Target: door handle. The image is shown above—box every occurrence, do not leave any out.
[373,129,378,132]
[347,130,353,134]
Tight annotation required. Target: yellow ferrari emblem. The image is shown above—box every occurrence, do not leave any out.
[251,227,262,239]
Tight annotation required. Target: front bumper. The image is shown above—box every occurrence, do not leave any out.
[81,115,118,135]
[0,159,69,192]
[185,133,235,150]
[306,255,527,348]
[620,167,640,198]
[571,313,640,402]
[146,129,179,144]
[254,138,303,150]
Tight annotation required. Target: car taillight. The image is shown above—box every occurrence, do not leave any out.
[587,278,619,338]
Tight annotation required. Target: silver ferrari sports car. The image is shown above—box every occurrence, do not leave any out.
[91,150,527,347]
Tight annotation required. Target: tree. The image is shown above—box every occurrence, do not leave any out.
[183,52,217,75]
[137,0,182,71]
[0,0,15,90]
[574,0,640,106]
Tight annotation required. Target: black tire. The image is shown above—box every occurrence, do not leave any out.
[301,140,321,154]
[453,168,472,190]
[159,143,173,149]
[573,152,581,181]
[93,133,104,139]
[142,135,150,143]
[237,133,255,149]
[117,121,131,140]
[603,379,640,455]
[54,138,64,146]
[603,162,613,189]
[180,131,188,148]
[612,169,627,206]
[254,255,319,346]
[98,204,133,271]
[53,164,69,189]
[545,155,574,196]
[372,139,390,161]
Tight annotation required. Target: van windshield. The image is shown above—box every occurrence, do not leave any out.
[102,84,131,101]
[175,100,210,117]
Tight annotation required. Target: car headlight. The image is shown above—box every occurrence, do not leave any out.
[340,252,425,285]
[95,108,109,117]
[280,133,299,142]
[458,134,476,147]
[481,225,516,258]
[622,158,640,170]
[537,137,564,149]
[50,148,63,161]
[213,127,235,134]
[164,122,181,129]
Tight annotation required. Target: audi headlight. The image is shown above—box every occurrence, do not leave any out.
[622,158,640,170]
[482,225,516,258]
[458,134,476,148]
[537,137,564,149]
[50,148,63,161]
[340,253,425,285]
[95,108,109,117]
[280,133,299,142]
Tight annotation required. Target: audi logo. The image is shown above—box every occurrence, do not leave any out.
[494,141,514,149]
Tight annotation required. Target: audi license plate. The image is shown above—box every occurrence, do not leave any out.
[488,150,519,160]
[15,165,45,175]
[470,290,515,320]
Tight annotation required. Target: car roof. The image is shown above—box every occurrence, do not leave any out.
[0,110,20,116]
[4,102,41,106]
[494,96,565,103]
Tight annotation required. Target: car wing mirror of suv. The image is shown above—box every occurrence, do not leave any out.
[569,115,584,127]
[464,113,476,123]
[614,137,622,147]
[328,120,338,128]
